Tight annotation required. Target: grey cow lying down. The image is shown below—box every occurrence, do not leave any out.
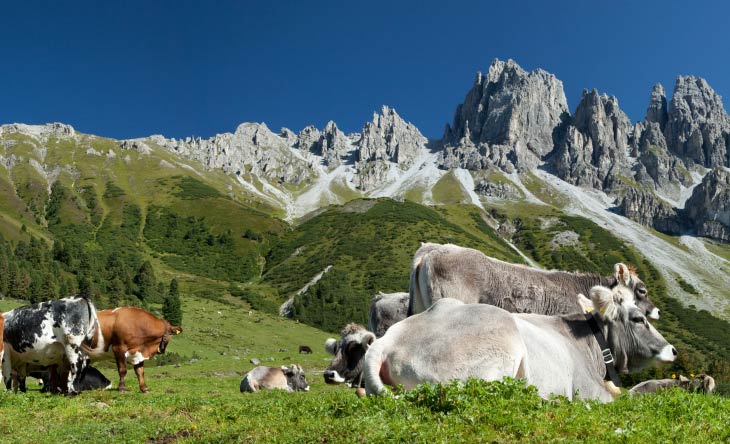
[630,374,716,395]
[363,283,677,402]
[240,365,309,393]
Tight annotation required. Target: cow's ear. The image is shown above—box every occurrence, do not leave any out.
[577,293,595,313]
[324,338,337,355]
[281,365,293,375]
[614,263,631,287]
[679,375,689,382]
[361,332,376,351]
[590,286,619,321]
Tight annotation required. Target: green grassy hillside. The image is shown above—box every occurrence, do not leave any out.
[260,198,524,332]
[0,130,286,308]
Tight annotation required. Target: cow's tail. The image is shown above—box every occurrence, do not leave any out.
[81,297,100,351]
[362,341,386,396]
[408,251,433,316]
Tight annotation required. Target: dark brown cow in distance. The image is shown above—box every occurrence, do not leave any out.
[84,307,182,392]
[298,345,313,354]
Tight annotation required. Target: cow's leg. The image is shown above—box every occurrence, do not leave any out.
[0,346,8,390]
[133,363,149,393]
[49,364,65,395]
[64,344,88,395]
[1,350,10,390]
[15,365,27,393]
[113,349,129,392]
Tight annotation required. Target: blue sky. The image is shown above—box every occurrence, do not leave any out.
[1,1,728,140]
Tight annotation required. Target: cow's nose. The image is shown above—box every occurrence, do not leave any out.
[323,370,335,381]
[672,347,678,357]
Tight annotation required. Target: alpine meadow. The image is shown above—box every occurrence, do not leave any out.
[3,2,730,442]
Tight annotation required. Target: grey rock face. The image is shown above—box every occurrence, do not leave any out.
[634,122,693,194]
[664,76,730,168]
[355,106,427,191]
[357,106,426,166]
[296,121,350,167]
[646,83,668,130]
[551,90,632,189]
[474,177,521,199]
[616,187,681,233]
[441,59,568,171]
[0,122,76,140]
[150,122,316,185]
[683,168,730,242]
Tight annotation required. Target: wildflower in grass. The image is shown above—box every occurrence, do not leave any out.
[671,374,676,379]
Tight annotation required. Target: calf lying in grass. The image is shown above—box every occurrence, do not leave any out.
[240,365,310,393]
[630,374,716,395]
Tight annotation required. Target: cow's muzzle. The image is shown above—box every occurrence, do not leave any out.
[323,370,346,385]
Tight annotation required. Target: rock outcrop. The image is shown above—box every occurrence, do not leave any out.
[151,122,316,185]
[0,123,76,140]
[551,89,632,190]
[664,76,730,168]
[616,187,681,233]
[646,83,668,130]
[297,121,350,167]
[683,168,730,242]
[441,59,568,171]
[357,106,426,166]
[354,106,427,191]
[632,122,693,199]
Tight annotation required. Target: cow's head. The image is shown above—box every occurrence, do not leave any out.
[281,364,309,392]
[682,374,716,394]
[612,263,659,320]
[159,324,183,354]
[590,283,676,374]
[323,323,375,386]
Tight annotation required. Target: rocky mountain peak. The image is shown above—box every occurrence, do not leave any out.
[357,105,426,166]
[441,58,568,171]
[664,75,730,167]
[551,88,632,189]
[0,122,76,140]
[646,83,668,129]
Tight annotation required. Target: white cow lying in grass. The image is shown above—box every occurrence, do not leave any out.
[363,282,676,402]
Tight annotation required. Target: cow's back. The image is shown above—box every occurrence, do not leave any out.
[3,297,97,364]
[88,307,165,359]
[365,299,526,394]
[410,243,590,316]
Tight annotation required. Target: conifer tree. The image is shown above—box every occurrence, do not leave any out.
[162,278,182,326]
[134,260,157,302]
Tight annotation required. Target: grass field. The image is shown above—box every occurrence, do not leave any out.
[1,295,728,444]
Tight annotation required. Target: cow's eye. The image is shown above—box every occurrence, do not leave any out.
[636,288,647,297]
[631,316,645,324]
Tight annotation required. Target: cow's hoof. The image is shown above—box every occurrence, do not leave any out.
[355,388,366,398]
[65,391,78,398]
[141,388,150,394]
[118,387,128,393]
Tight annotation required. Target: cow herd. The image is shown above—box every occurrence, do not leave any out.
[0,242,716,402]
[1,298,181,395]
[324,243,716,401]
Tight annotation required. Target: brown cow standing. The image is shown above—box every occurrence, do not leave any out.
[84,307,182,392]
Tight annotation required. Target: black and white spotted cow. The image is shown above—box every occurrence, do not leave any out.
[2,296,99,395]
